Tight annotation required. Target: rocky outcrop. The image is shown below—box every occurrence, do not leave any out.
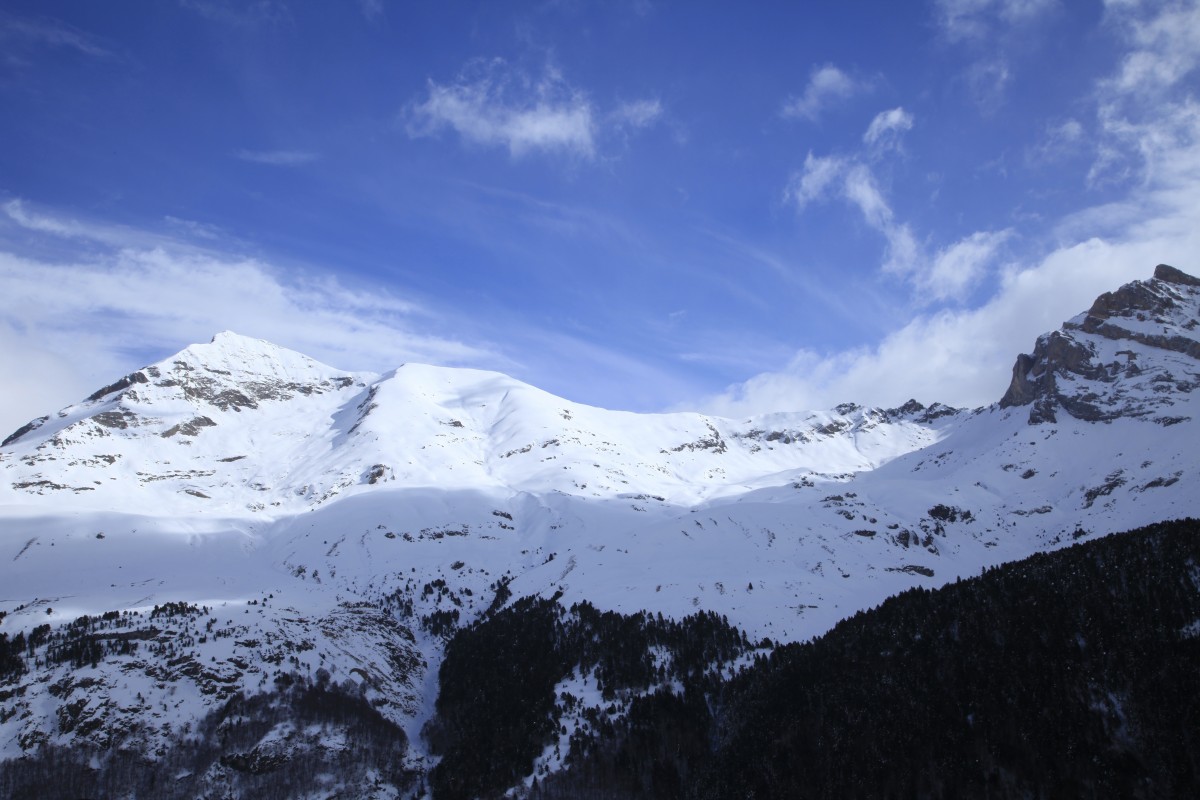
[161,416,218,438]
[85,370,150,402]
[999,332,1106,422]
[1069,264,1200,361]
[1154,262,1200,287]
[1000,265,1200,424]
[1,415,49,448]
[882,399,960,423]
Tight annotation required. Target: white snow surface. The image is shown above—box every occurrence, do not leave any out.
[1,269,1199,770]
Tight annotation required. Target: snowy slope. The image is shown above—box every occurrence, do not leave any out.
[1,265,1198,783]
[0,331,953,515]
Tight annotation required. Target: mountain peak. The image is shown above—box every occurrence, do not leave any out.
[1154,263,1200,286]
[208,329,268,347]
[0,332,367,451]
[71,332,356,409]
[1000,264,1200,423]
[179,330,335,372]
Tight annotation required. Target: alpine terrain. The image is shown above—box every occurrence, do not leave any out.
[1,264,1199,798]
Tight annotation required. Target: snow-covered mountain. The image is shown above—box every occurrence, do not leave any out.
[0,330,956,515]
[1,264,1198,794]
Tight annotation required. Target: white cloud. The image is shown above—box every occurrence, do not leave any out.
[235,149,319,166]
[163,215,225,241]
[359,0,384,21]
[4,199,85,238]
[784,150,917,278]
[780,64,864,121]
[798,160,921,277]
[695,235,1190,417]
[863,107,914,149]
[3,199,145,246]
[0,12,111,58]
[408,59,597,159]
[1033,118,1085,162]
[922,229,1012,301]
[610,98,663,129]
[842,166,906,251]
[786,147,1006,302]
[1089,2,1200,186]
[783,152,846,209]
[966,57,1013,111]
[0,199,712,436]
[935,0,1058,41]
[785,106,1006,301]
[0,321,87,442]
[935,1,1053,109]
[0,203,504,438]
[1105,1,1200,94]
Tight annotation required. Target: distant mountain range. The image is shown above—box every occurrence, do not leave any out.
[1,264,1198,798]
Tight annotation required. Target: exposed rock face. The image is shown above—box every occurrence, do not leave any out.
[883,399,960,423]
[1,416,49,447]
[1154,262,1200,287]
[86,370,150,402]
[1000,265,1200,424]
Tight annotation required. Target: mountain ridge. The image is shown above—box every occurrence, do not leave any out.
[0,264,1198,796]
[0,330,961,515]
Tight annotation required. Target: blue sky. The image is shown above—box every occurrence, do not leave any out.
[1,0,1199,434]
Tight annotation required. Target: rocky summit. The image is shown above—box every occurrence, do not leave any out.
[1000,263,1200,424]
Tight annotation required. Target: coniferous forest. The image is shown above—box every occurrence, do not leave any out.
[535,518,1200,799]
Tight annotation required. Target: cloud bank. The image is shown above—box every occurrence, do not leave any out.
[0,202,501,438]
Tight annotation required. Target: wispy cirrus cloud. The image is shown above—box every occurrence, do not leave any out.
[840,163,921,275]
[406,59,662,161]
[863,106,914,150]
[3,199,137,244]
[1104,0,1200,94]
[783,152,846,210]
[780,64,865,121]
[179,0,291,28]
[359,0,385,21]
[924,229,1013,300]
[408,60,602,159]
[934,0,1057,110]
[1087,0,1200,187]
[934,0,1058,42]
[235,149,320,166]
[785,109,1002,303]
[1030,117,1085,163]
[610,98,663,130]
[0,11,112,59]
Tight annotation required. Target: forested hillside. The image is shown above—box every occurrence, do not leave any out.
[525,518,1200,799]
